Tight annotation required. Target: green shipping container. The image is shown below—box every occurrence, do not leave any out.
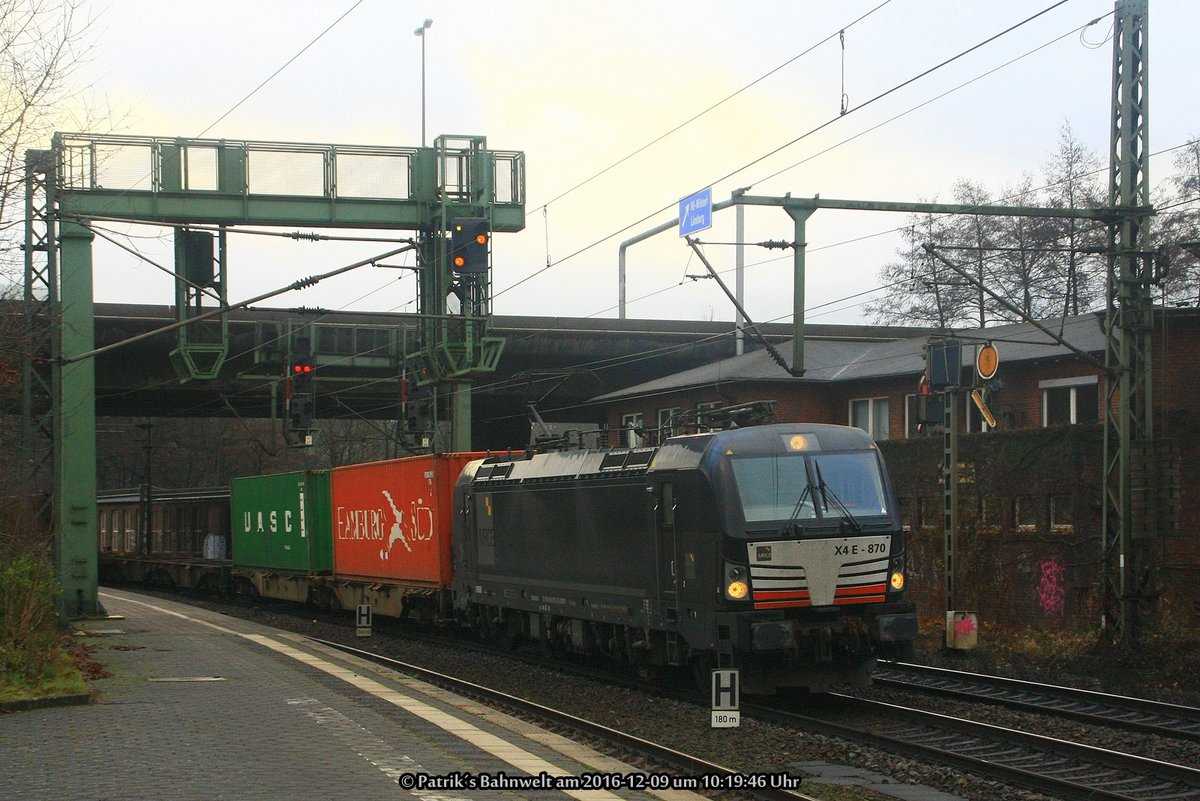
[231,470,333,573]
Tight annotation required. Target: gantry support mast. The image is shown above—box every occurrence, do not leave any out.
[1103,0,1155,646]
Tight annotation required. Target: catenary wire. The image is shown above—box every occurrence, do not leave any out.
[495,1,1082,301]
[528,0,894,212]
[114,174,1198,420]
[195,1,367,138]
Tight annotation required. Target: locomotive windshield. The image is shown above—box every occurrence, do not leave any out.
[731,451,889,524]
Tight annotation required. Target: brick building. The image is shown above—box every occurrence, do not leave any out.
[588,309,1200,631]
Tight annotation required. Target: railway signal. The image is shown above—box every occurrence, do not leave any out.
[291,354,314,393]
[287,342,316,436]
[449,217,489,273]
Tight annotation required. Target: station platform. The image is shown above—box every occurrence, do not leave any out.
[0,588,710,801]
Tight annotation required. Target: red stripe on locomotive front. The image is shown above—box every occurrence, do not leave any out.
[836,583,887,597]
[753,582,887,609]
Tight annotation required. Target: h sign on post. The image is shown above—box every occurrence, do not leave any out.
[679,188,712,237]
[355,603,372,638]
[711,668,740,728]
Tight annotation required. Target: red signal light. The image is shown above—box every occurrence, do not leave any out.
[449,217,489,273]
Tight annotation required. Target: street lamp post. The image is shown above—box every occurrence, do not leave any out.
[414,18,432,146]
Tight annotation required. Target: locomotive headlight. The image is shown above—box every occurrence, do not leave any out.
[888,555,906,592]
[724,564,750,601]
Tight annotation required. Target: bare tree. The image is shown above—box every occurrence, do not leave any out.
[984,175,1062,321]
[865,125,1164,328]
[947,179,1005,328]
[319,417,402,467]
[1040,122,1106,316]
[864,209,968,329]
[0,0,98,284]
[1153,137,1200,304]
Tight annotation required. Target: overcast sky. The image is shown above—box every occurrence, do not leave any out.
[73,0,1198,325]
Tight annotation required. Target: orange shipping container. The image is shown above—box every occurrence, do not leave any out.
[329,453,484,586]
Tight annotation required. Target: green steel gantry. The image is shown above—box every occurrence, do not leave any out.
[23,132,524,616]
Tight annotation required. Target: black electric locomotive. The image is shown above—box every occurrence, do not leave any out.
[453,422,916,693]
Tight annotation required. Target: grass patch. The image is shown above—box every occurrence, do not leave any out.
[983,625,1095,668]
[0,643,87,704]
[0,531,102,705]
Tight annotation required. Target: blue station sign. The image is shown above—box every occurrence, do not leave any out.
[679,187,712,237]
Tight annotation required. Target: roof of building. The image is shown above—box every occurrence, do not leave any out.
[590,312,1109,403]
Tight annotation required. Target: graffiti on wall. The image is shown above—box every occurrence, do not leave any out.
[1037,559,1066,617]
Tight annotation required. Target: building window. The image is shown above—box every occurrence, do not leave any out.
[906,392,955,438]
[356,327,393,357]
[695,400,723,430]
[620,412,644,448]
[979,497,1004,532]
[1015,496,1039,532]
[317,325,354,355]
[850,397,890,440]
[657,407,680,442]
[1041,376,1099,426]
[904,394,920,438]
[1050,496,1074,532]
[121,510,135,552]
[917,497,941,531]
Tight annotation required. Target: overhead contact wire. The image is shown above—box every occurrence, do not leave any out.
[496,0,1075,301]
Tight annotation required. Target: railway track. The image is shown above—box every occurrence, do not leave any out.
[320,625,1200,801]
[875,661,1200,744]
[150,591,1200,800]
[310,637,817,801]
[751,693,1200,801]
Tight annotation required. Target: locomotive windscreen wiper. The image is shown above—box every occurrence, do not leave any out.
[779,481,814,535]
[815,461,862,533]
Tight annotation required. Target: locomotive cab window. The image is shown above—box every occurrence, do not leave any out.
[730,451,888,525]
[812,452,889,517]
[731,455,812,523]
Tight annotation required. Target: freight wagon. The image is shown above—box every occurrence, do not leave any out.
[97,487,231,592]
[229,453,484,617]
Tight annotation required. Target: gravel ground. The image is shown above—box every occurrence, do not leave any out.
[151,593,1137,801]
